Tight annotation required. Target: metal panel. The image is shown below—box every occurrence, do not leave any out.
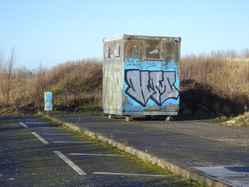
[102,34,181,116]
[102,39,124,115]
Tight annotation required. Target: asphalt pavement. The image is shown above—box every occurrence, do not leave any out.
[1,116,194,187]
[41,113,249,187]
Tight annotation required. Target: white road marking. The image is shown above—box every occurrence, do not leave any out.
[41,133,73,136]
[32,127,58,129]
[24,122,47,124]
[31,132,49,144]
[52,141,95,144]
[54,151,86,175]
[69,153,125,157]
[19,122,29,129]
[93,172,168,177]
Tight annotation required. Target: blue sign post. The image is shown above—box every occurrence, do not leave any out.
[44,92,52,111]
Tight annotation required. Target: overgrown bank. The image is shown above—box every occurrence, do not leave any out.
[0,58,103,108]
[1,50,249,118]
[181,51,249,117]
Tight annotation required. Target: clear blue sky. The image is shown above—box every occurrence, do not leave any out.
[1,0,248,70]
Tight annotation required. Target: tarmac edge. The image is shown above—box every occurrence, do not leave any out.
[40,113,232,187]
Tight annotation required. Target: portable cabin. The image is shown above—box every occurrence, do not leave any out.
[102,34,181,117]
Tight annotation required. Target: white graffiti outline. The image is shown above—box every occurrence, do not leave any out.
[124,69,179,107]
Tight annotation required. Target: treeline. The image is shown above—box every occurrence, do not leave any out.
[0,53,103,107]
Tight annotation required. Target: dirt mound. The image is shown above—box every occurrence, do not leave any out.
[0,107,41,116]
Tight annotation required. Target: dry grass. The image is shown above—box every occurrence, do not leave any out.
[0,58,103,107]
[0,49,249,117]
[181,50,249,116]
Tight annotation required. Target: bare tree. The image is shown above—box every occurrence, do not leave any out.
[0,50,3,70]
[34,62,47,93]
[0,47,17,105]
[14,66,33,79]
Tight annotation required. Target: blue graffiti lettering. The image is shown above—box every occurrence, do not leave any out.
[124,70,179,107]
[166,62,179,71]
[122,104,144,111]
[124,58,141,68]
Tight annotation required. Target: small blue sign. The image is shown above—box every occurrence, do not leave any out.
[44,92,52,111]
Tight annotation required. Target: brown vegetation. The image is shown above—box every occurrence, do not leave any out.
[0,58,103,108]
[181,49,249,116]
[1,49,249,117]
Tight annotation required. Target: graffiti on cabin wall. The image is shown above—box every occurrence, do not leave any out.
[124,70,179,107]
[122,104,144,111]
[124,59,179,108]
[124,58,179,71]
